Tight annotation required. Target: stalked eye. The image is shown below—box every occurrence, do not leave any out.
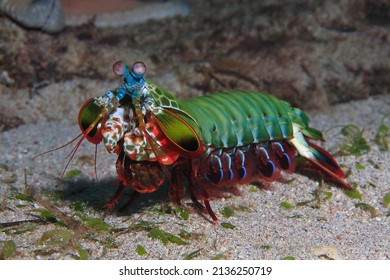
[132,61,146,76]
[113,61,125,76]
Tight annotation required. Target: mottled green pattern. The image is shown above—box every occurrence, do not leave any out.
[145,81,181,110]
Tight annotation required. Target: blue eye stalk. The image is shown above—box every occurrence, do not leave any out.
[111,61,147,101]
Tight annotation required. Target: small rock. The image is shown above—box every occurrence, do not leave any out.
[313,246,344,260]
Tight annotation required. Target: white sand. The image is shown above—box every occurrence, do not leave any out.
[0,90,389,260]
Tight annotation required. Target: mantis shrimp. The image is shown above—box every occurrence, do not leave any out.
[56,61,352,222]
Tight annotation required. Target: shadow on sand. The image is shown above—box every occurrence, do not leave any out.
[58,176,171,216]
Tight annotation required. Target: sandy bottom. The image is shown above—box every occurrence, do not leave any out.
[0,90,389,260]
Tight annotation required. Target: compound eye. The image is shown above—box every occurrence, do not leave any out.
[113,61,125,76]
[132,61,146,76]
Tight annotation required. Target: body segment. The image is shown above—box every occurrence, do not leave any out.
[182,91,311,147]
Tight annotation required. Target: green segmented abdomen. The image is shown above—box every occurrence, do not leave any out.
[182,91,301,148]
